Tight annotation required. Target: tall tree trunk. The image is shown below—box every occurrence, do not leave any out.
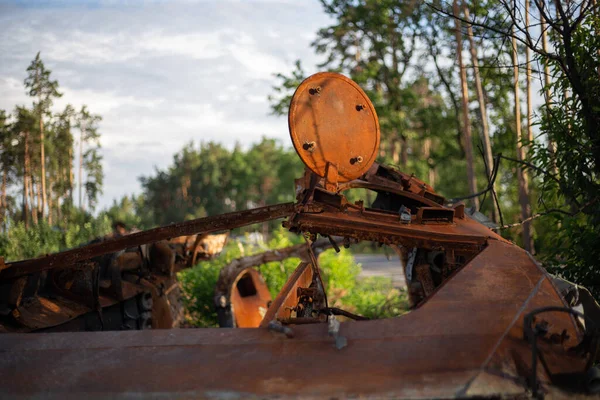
[23,132,30,228]
[453,0,479,209]
[423,137,436,187]
[463,3,497,222]
[47,182,53,225]
[0,165,6,231]
[540,1,557,171]
[57,193,62,227]
[68,146,74,204]
[540,9,552,105]
[30,171,38,225]
[525,0,533,146]
[594,0,600,78]
[36,174,42,214]
[511,25,534,253]
[79,130,84,211]
[35,67,48,222]
[400,136,408,167]
[39,116,47,221]
[391,138,400,165]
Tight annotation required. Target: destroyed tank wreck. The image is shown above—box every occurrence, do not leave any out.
[0,229,228,332]
[1,72,599,398]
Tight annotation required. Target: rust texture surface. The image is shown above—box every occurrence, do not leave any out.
[0,241,581,399]
[214,238,332,328]
[228,268,271,328]
[0,72,592,397]
[289,72,380,183]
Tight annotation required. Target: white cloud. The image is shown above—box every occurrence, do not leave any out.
[55,88,164,115]
[0,77,28,108]
[142,30,228,60]
[0,0,332,209]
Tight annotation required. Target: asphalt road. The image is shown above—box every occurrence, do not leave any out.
[353,253,406,288]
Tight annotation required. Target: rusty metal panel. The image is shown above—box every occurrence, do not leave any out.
[0,71,591,397]
[289,72,380,183]
[229,268,271,328]
[290,208,490,251]
[11,296,91,331]
[0,241,583,398]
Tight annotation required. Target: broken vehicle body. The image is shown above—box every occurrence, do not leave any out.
[0,72,598,398]
[0,232,228,332]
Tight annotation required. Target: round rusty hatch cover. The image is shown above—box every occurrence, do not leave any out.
[288,72,380,183]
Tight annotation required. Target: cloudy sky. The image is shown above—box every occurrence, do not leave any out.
[0,0,332,209]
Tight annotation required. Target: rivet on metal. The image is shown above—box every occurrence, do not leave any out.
[303,141,316,152]
[350,156,363,165]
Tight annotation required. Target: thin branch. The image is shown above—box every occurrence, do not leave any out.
[493,197,599,230]
[497,154,562,187]
[533,0,563,33]
[426,2,561,62]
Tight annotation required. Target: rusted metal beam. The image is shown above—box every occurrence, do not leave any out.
[1,203,295,280]
[289,210,489,251]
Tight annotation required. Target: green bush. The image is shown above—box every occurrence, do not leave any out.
[178,258,225,327]
[344,277,408,319]
[179,228,408,327]
[178,238,252,327]
[0,208,113,262]
[1,222,62,260]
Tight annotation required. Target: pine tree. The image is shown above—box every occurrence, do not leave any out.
[0,110,14,230]
[76,106,102,211]
[24,52,62,223]
[463,2,497,222]
[453,0,479,209]
[510,9,534,253]
[50,105,76,224]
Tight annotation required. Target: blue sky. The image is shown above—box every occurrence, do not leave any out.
[0,0,332,209]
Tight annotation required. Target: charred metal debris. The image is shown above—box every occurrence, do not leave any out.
[0,72,599,398]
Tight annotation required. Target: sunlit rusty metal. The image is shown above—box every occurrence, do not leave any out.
[289,72,380,185]
[0,72,597,397]
[214,238,332,328]
[0,242,588,398]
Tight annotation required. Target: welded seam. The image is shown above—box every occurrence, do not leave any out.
[481,275,546,368]
[526,251,583,340]
[458,275,545,396]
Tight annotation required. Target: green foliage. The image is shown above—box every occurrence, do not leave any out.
[531,8,600,295]
[24,51,62,115]
[179,256,226,327]
[319,248,407,319]
[178,240,245,327]
[102,195,148,230]
[179,228,407,327]
[0,206,112,262]
[256,228,303,298]
[344,276,408,319]
[77,105,103,211]
[0,222,62,260]
[139,138,303,226]
[62,209,112,249]
[268,60,307,116]
[1,53,104,228]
